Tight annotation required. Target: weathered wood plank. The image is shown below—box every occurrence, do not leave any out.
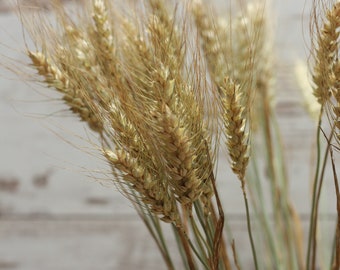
[0,217,260,270]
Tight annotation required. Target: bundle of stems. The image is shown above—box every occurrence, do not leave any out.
[17,0,340,269]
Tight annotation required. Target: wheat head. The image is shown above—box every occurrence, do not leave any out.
[312,1,340,105]
[221,78,249,182]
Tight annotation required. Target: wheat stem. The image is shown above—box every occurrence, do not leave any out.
[241,181,259,270]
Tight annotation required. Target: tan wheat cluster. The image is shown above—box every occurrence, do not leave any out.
[26,0,223,224]
[20,0,340,269]
[23,0,273,266]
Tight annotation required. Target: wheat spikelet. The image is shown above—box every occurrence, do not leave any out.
[104,149,180,223]
[28,51,103,132]
[160,103,203,205]
[248,2,273,94]
[331,61,340,142]
[221,78,249,181]
[92,0,114,56]
[248,2,274,131]
[119,18,163,109]
[312,1,340,105]
[147,1,184,84]
[191,0,229,87]
[231,2,274,127]
[107,101,141,152]
[295,60,321,120]
[232,12,254,89]
[90,0,118,80]
[70,30,115,110]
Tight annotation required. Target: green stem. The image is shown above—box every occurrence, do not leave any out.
[261,101,297,269]
[194,202,214,249]
[310,120,336,269]
[306,113,323,270]
[189,215,210,269]
[311,134,332,269]
[172,225,190,270]
[152,216,175,269]
[249,152,281,268]
[329,147,340,270]
[242,181,259,270]
[135,203,175,270]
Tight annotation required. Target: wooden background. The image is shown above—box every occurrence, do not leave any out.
[0,0,337,269]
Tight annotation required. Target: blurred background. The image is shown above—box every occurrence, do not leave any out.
[0,0,337,269]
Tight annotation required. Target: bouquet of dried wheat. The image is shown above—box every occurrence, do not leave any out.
[13,0,340,269]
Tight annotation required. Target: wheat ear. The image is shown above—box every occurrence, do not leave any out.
[92,0,114,56]
[312,2,340,105]
[220,77,258,268]
[295,60,321,120]
[28,51,103,132]
[104,149,180,224]
[90,0,118,80]
[191,0,229,87]
[221,78,249,181]
[332,62,340,143]
[160,103,202,205]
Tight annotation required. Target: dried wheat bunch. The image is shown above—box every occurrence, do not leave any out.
[25,0,217,222]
